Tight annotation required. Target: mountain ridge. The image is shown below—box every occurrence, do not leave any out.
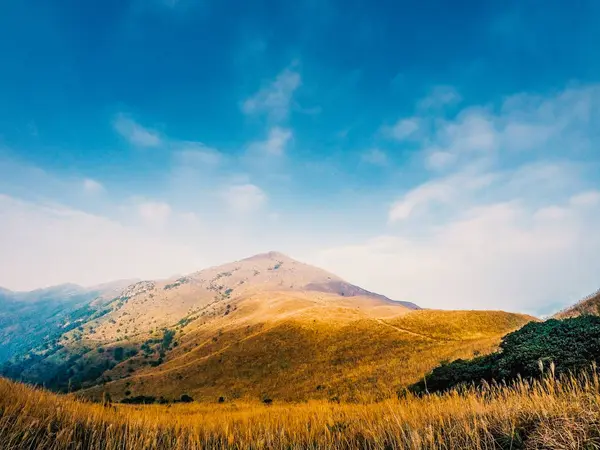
[553,288,600,319]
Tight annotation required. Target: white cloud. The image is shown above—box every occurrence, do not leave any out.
[443,112,497,153]
[417,85,600,172]
[317,193,600,314]
[388,171,496,223]
[417,85,461,110]
[222,184,267,213]
[388,181,453,222]
[0,195,198,290]
[501,122,553,151]
[425,150,456,170]
[242,67,301,122]
[247,127,292,157]
[570,190,600,207]
[113,113,161,148]
[82,178,105,194]
[175,142,223,166]
[361,148,387,166]
[387,118,419,140]
[137,201,172,226]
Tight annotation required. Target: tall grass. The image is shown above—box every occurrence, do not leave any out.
[2,371,600,449]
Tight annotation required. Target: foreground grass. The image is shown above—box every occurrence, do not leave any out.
[2,373,600,449]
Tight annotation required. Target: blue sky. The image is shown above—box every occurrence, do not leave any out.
[1,0,600,315]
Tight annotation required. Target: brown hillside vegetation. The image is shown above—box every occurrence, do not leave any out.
[554,289,600,319]
[3,371,600,449]
[83,308,531,402]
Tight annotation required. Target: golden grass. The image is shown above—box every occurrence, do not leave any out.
[88,311,530,403]
[3,371,600,449]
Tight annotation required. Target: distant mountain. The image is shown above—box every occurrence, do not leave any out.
[0,251,533,402]
[0,280,135,363]
[553,289,600,319]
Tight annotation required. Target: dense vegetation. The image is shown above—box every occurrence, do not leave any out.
[411,315,600,394]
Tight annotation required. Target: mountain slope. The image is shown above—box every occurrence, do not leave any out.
[553,289,600,319]
[0,280,134,363]
[1,252,533,402]
[82,308,531,403]
[75,251,418,344]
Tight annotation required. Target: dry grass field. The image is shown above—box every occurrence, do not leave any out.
[2,369,600,449]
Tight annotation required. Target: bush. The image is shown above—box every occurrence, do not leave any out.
[161,329,175,350]
[121,395,156,404]
[411,316,600,394]
[180,394,194,403]
[113,347,124,361]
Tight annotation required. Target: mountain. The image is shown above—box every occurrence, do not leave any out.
[0,252,533,402]
[553,289,600,319]
[81,250,419,342]
[0,280,135,363]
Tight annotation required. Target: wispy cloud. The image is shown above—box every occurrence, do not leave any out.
[222,183,267,214]
[417,85,461,111]
[242,67,301,122]
[361,148,388,166]
[82,178,105,194]
[175,142,223,167]
[113,113,162,148]
[0,194,198,290]
[385,118,419,141]
[137,200,172,227]
[247,127,292,157]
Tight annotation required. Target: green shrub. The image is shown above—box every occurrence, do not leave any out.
[411,316,600,394]
[180,394,194,403]
[113,347,124,361]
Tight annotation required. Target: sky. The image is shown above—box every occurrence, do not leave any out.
[1,0,600,316]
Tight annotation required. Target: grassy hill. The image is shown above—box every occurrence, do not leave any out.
[553,289,600,319]
[78,307,531,403]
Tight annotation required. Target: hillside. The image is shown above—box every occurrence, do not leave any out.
[82,308,531,403]
[0,252,533,402]
[0,280,133,363]
[553,289,600,319]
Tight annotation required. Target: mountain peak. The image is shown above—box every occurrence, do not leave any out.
[242,250,291,261]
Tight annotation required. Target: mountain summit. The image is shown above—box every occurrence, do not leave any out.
[78,251,418,341]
